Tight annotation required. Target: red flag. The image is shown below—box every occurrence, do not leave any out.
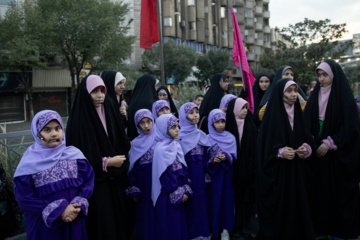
[230,6,255,113]
[140,0,159,50]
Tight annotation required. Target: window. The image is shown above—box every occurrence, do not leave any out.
[245,29,249,36]
[233,8,237,13]
[189,21,196,30]
[204,6,209,13]
[222,31,228,39]
[220,7,226,18]
[245,8,253,18]
[254,33,258,39]
[164,17,173,27]
[254,17,257,23]
[264,34,270,42]
[205,29,210,37]
[188,0,196,6]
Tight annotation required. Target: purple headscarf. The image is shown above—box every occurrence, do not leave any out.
[219,94,237,110]
[152,100,170,121]
[151,114,186,206]
[14,110,85,178]
[129,109,155,172]
[178,102,210,155]
[208,109,237,157]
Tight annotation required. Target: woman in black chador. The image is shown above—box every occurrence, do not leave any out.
[66,75,131,240]
[127,75,158,140]
[198,73,229,133]
[256,79,315,240]
[304,59,360,239]
[156,85,179,118]
[225,98,258,239]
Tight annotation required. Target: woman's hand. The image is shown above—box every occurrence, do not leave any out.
[296,145,308,158]
[61,203,81,223]
[317,143,330,157]
[282,147,296,160]
[120,107,127,118]
[108,155,126,168]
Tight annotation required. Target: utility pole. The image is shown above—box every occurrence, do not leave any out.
[156,0,166,86]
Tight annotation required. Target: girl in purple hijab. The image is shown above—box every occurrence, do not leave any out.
[126,109,156,240]
[152,100,171,121]
[219,94,237,112]
[178,102,211,240]
[152,114,193,240]
[206,109,237,240]
[13,110,94,240]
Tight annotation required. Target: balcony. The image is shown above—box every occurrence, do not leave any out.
[245,35,255,45]
[232,0,244,6]
[236,12,244,24]
[264,41,271,48]
[245,18,254,28]
[247,52,256,61]
[255,22,263,32]
[256,38,264,46]
[189,30,197,41]
[263,11,270,19]
[221,0,227,6]
[264,25,271,33]
[263,0,269,4]
[255,6,263,16]
[245,0,253,9]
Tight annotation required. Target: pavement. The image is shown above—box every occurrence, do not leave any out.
[0,118,67,134]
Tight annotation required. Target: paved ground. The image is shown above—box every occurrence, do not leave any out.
[0,118,67,133]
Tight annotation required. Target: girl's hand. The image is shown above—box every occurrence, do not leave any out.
[61,203,81,222]
[108,155,126,168]
[282,147,296,160]
[182,194,188,203]
[120,107,127,118]
[133,196,140,202]
[296,146,308,158]
[213,155,221,164]
[218,153,226,161]
[317,143,330,157]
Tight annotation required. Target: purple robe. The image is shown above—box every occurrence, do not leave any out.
[206,144,235,238]
[126,145,156,240]
[154,160,192,240]
[13,159,94,240]
[184,144,211,240]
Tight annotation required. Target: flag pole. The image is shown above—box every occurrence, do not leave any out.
[156,0,166,86]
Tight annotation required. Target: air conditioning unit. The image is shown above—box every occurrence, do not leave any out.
[180,20,186,28]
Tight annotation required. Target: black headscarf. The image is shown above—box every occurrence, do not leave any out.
[304,59,360,238]
[225,98,258,231]
[127,74,158,140]
[156,86,179,118]
[252,72,273,113]
[198,73,228,133]
[256,78,315,239]
[66,75,130,181]
[101,70,121,108]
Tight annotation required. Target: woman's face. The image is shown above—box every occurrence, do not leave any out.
[158,92,168,100]
[187,108,200,124]
[39,120,63,148]
[213,119,226,132]
[115,79,126,96]
[317,69,333,87]
[238,104,248,119]
[259,76,270,91]
[138,117,153,134]
[282,69,294,80]
[90,86,106,108]
[221,79,229,92]
[157,106,170,116]
[168,121,179,139]
[283,85,298,105]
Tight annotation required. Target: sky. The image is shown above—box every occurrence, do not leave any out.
[269,0,360,40]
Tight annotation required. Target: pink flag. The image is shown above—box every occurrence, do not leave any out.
[230,6,255,113]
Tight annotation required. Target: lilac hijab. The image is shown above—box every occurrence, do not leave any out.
[233,98,248,145]
[151,114,186,206]
[178,102,210,155]
[219,94,237,110]
[152,100,170,121]
[14,110,85,178]
[86,75,108,134]
[316,62,334,121]
[208,109,237,157]
[283,80,297,130]
[129,109,155,172]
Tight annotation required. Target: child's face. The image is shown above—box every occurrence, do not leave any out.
[283,85,298,105]
[158,92,168,100]
[90,86,106,108]
[193,97,203,106]
[115,79,126,96]
[39,120,63,148]
[259,76,270,91]
[157,106,170,117]
[168,121,179,139]
[317,69,333,87]
[213,119,225,132]
[138,117,153,135]
[238,104,248,119]
[187,108,199,125]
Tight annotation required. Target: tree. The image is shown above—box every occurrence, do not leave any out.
[142,41,198,84]
[195,50,230,84]
[0,1,47,119]
[36,0,135,89]
[259,18,351,84]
